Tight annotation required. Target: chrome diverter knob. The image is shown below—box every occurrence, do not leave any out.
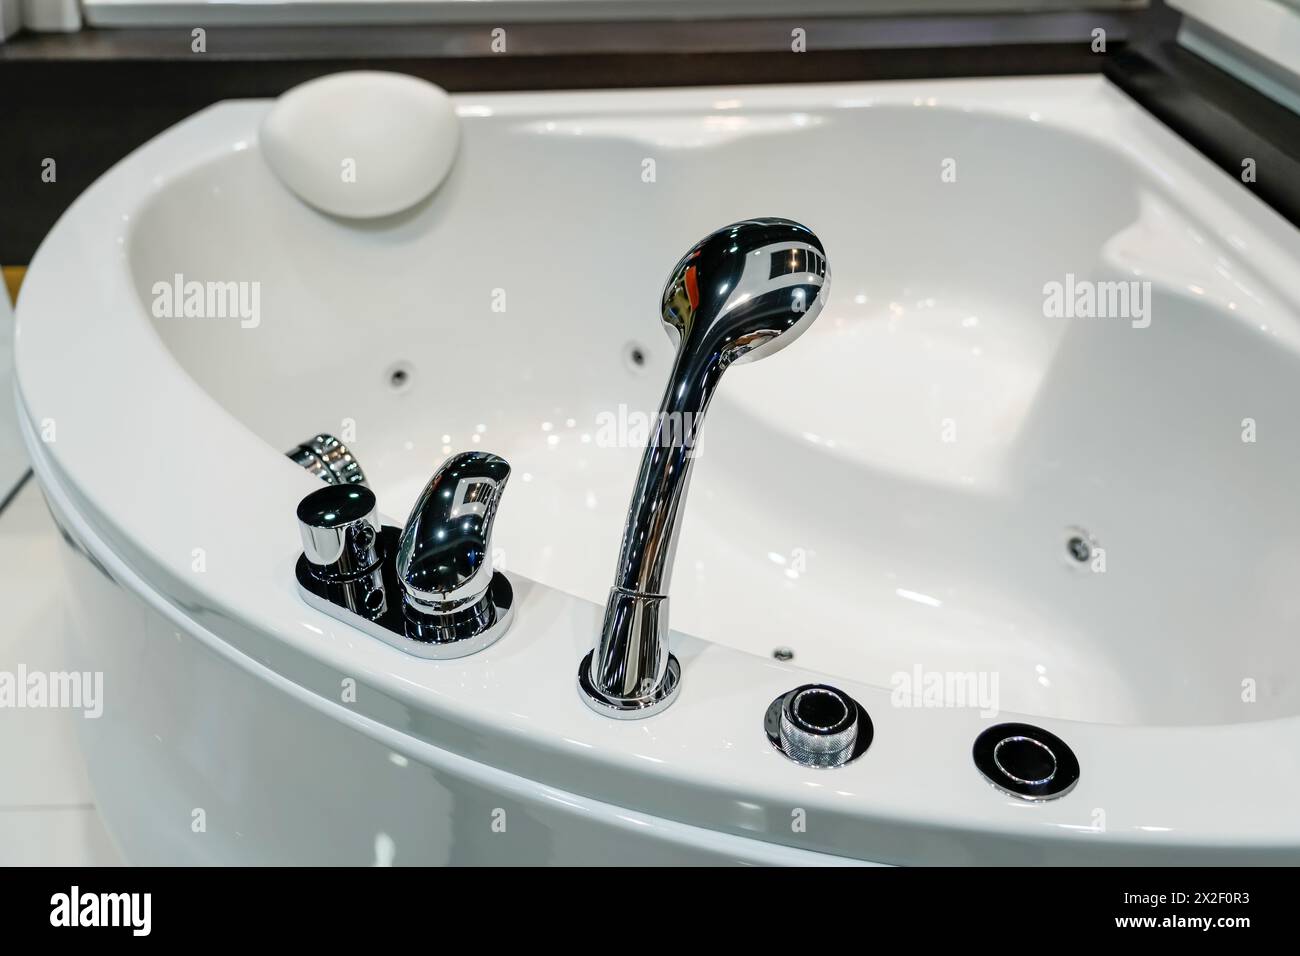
[764,683,872,769]
[778,685,859,768]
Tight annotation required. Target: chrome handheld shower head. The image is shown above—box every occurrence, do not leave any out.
[579,218,830,718]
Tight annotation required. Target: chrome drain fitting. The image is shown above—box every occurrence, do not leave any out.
[973,722,1079,801]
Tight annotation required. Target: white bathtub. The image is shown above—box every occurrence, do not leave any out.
[15,75,1300,864]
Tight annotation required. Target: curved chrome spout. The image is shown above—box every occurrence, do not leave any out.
[580,218,830,718]
[397,451,510,617]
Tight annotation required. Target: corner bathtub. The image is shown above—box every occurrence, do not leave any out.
[15,75,1300,864]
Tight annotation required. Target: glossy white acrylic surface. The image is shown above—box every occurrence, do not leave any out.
[15,77,1300,864]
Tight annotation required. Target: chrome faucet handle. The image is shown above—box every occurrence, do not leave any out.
[580,218,830,718]
[287,433,368,486]
[395,451,514,650]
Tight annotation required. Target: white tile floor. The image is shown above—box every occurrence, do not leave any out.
[0,283,122,865]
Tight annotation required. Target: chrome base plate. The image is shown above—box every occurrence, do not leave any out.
[296,525,513,660]
[577,650,681,719]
